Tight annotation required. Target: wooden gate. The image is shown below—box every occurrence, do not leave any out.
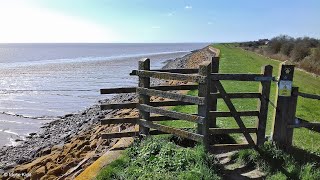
[99,55,273,152]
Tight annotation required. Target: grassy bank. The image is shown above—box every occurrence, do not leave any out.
[97,43,320,179]
[231,142,320,180]
[160,44,320,153]
[97,136,221,180]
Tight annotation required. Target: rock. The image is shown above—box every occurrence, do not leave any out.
[40,175,57,180]
[40,148,51,156]
[46,162,56,170]
[14,155,50,173]
[64,114,73,118]
[51,144,63,152]
[31,166,46,180]
[46,165,64,176]
[29,133,37,136]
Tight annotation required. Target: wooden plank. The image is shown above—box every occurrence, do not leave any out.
[211,92,261,99]
[288,118,320,133]
[137,87,205,105]
[101,102,136,110]
[151,101,194,106]
[100,101,193,110]
[214,81,256,146]
[100,84,198,94]
[102,131,139,139]
[138,58,151,135]
[211,144,254,152]
[150,68,198,74]
[100,116,181,125]
[210,111,259,117]
[138,119,203,142]
[150,85,198,91]
[211,73,264,81]
[130,70,206,83]
[256,65,273,145]
[137,104,204,124]
[100,87,136,94]
[298,92,320,100]
[209,128,257,134]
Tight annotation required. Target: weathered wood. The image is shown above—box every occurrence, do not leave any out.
[288,118,320,133]
[211,73,264,81]
[100,84,198,94]
[210,56,219,128]
[150,101,194,106]
[151,85,198,91]
[197,61,211,150]
[100,116,182,125]
[138,119,203,142]
[101,101,194,110]
[211,92,261,99]
[150,68,198,74]
[130,70,206,83]
[137,104,204,124]
[209,128,257,134]
[138,58,151,135]
[210,111,259,117]
[298,92,320,100]
[137,87,205,105]
[272,64,296,149]
[102,131,139,139]
[101,102,136,110]
[100,87,136,94]
[214,81,256,146]
[211,143,254,152]
[256,65,273,145]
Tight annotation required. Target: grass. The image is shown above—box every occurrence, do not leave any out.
[231,142,320,180]
[97,43,320,179]
[159,43,320,153]
[96,136,221,180]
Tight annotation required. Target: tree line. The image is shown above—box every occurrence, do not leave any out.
[239,35,320,74]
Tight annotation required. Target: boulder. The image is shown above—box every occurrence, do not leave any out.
[31,166,46,180]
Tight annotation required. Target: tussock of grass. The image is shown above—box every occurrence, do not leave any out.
[231,142,320,180]
[97,136,221,180]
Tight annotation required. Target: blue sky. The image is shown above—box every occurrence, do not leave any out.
[0,0,319,43]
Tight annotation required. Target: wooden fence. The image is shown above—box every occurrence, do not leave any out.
[272,64,320,149]
[99,52,275,152]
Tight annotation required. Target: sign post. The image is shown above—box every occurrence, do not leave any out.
[272,64,295,149]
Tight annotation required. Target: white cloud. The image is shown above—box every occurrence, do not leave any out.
[185,5,192,9]
[151,26,161,29]
[0,1,120,43]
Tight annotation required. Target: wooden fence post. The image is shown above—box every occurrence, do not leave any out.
[286,87,299,148]
[256,65,273,146]
[272,64,295,149]
[197,61,212,150]
[138,58,150,136]
[210,56,220,128]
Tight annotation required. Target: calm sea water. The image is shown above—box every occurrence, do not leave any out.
[0,43,208,146]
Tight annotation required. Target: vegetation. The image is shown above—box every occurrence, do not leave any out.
[232,142,320,180]
[239,35,320,74]
[98,44,320,179]
[96,136,221,180]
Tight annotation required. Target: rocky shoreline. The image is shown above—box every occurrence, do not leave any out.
[0,46,215,179]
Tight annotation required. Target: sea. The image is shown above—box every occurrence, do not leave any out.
[0,43,209,147]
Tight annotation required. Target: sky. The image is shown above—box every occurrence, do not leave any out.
[0,0,319,43]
